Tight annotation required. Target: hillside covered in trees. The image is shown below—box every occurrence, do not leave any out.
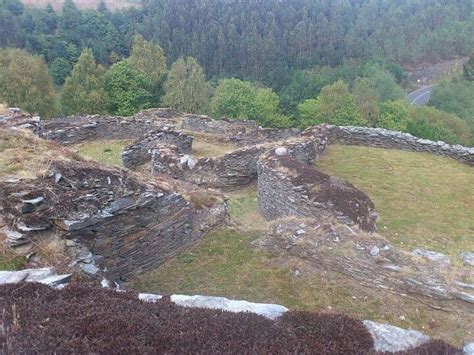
[0,0,473,145]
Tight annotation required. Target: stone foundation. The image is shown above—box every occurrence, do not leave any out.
[151,138,321,189]
[257,148,377,232]
[122,129,193,169]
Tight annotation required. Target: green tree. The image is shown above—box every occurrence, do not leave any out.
[162,57,211,114]
[60,48,109,115]
[367,67,405,102]
[407,106,471,145]
[211,78,257,120]
[298,80,367,128]
[254,87,290,127]
[352,77,380,126]
[49,57,72,85]
[130,34,167,104]
[0,48,56,117]
[463,49,474,81]
[105,60,151,116]
[377,100,410,132]
[130,35,167,85]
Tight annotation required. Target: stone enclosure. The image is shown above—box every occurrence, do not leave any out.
[1,108,473,311]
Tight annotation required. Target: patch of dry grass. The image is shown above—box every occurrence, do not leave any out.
[0,129,81,179]
[316,145,474,264]
[226,185,268,231]
[184,131,238,158]
[73,140,132,167]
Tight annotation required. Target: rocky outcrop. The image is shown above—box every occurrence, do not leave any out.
[122,129,193,169]
[257,219,474,310]
[304,125,474,165]
[258,148,378,232]
[0,159,227,281]
[41,108,181,145]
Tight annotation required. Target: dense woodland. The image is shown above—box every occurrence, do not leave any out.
[0,0,473,145]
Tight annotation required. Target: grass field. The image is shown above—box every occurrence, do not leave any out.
[317,145,474,263]
[73,140,132,166]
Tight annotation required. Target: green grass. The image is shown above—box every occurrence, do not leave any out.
[317,145,474,263]
[226,186,268,231]
[73,140,132,166]
[0,254,26,271]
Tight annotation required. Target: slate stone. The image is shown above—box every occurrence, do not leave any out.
[363,320,430,352]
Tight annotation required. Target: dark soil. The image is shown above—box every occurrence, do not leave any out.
[0,283,460,354]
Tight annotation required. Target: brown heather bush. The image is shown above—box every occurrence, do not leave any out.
[0,283,461,354]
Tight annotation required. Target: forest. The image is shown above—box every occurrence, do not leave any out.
[0,0,473,145]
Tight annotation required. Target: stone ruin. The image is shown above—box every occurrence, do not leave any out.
[1,108,473,313]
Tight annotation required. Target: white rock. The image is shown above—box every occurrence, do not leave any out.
[412,249,450,264]
[460,252,474,266]
[139,293,163,303]
[370,245,380,256]
[0,267,55,284]
[187,156,198,169]
[274,147,288,156]
[170,294,288,319]
[464,342,474,354]
[363,320,430,352]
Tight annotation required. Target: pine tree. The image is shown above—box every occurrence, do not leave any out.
[60,48,109,115]
[0,48,56,117]
[162,57,211,114]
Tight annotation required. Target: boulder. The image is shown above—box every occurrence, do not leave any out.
[363,320,430,352]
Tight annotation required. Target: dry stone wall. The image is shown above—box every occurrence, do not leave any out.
[304,125,474,165]
[180,114,301,146]
[41,109,180,145]
[122,129,193,169]
[0,159,226,281]
[257,149,378,232]
[151,138,321,189]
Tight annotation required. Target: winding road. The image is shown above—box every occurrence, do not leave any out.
[405,85,436,106]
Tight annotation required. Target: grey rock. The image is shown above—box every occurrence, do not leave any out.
[464,342,474,355]
[275,147,288,156]
[363,320,430,352]
[370,245,380,256]
[139,293,163,302]
[170,294,288,320]
[0,268,70,287]
[21,196,44,205]
[81,263,99,275]
[460,252,474,266]
[412,249,450,264]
